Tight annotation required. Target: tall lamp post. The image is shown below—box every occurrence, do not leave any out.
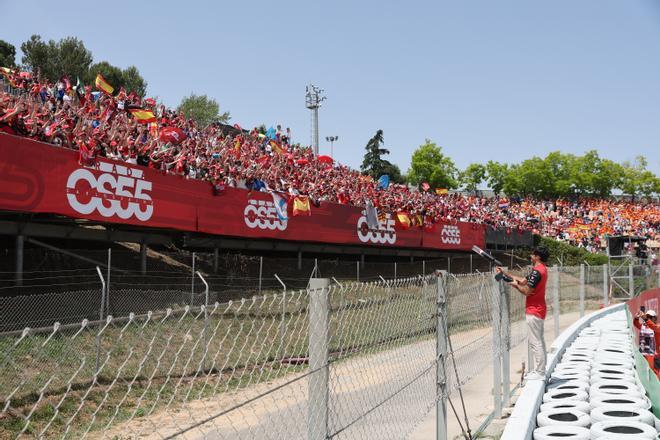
[325,135,338,158]
[305,84,326,156]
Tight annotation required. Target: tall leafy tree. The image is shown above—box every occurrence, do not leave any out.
[485,161,509,195]
[620,156,659,199]
[360,129,399,180]
[21,35,91,81]
[121,65,148,97]
[0,40,16,67]
[460,163,486,194]
[406,139,458,189]
[178,93,230,127]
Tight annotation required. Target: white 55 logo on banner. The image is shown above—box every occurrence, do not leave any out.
[441,225,461,245]
[244,199,288,231]
[357,212,396,244]
[66,161,154,221]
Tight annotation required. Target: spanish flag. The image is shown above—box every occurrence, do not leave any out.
[435,188,448,195]
[396,212,411,229]
[270,140,286,155]
[128,108,156,123]
[293,195,311,216]
[95,73,114,95]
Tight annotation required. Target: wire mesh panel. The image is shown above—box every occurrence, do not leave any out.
[326,277,437,439]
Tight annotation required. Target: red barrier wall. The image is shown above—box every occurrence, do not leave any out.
[0,134,485,251]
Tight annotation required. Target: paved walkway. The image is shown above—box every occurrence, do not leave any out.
[408,310,591,440]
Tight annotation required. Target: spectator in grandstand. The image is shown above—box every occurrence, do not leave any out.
[0,71,659,252]
[496,246,550,381]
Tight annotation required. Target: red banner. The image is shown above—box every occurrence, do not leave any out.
[0,134,485,251]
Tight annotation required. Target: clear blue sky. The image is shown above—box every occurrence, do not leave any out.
[2,0,660,175]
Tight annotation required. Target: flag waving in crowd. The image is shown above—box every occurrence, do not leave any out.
[94,74,114,95]
[128,108,156,123]
[293,195,311,216]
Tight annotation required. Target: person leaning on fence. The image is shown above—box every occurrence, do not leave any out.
[496,246,549,382]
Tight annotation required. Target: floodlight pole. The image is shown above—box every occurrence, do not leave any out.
[306,84,326,156]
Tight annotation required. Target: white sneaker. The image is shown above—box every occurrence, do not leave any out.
[524,372,545,381]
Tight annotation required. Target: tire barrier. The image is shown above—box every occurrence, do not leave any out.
[543,388,589,403]
[547,381,590,394]
[540,400,591,414]
[537,408,591,428]
[590,420,657,439]
[589,396,651,412]
[590,407,655,426]
[533,425,590,439]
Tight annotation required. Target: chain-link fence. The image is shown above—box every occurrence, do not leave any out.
[0,263,653,439]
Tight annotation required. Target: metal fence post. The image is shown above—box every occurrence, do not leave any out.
[190,252,196,306]
[500,270,510,408]
[258,256,263,294]
[196,271,209,369]
[422,260,426,277]
[603,264,609,306]
[106,248,111,315]
[213,248,219,275]
[95,266,106,375]
[629,262,634,297]
[356,260,360,282]
[308,278,330,440]
[579,264,585,318]
[491,271,502,418]
[275,274,287,360]
[553,265,560,339]
[436,272,448,440]
[394,262,397,281]
[16,234,24,286]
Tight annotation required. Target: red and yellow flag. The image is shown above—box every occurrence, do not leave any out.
[293,195,311,216]
[435,188,448,195]
[270,140,286,155]
[396,212,411,229]
[129,108,156,123]
[95,73,114,95]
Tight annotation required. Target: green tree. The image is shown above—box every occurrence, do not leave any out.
[20,35,53,78]
[21,35,92,81]
[569,150,622,197]
[86,61,123,92]
[460,163,486,194]
[121,65,147,97]
[502,157,555,197]
[360,129,398,180]
[0,40,16,67]
[406,139,458,189]
[485,161,509,195]
[178,93,230,128]
[620,156,659,199]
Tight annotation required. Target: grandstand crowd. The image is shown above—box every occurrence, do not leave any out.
[1,70,659,252]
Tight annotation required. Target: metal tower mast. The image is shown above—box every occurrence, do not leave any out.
[305,84,326,156]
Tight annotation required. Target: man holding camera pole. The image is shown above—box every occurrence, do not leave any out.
[496,246,550,382]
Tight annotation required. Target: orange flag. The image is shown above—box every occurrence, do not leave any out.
[396,212,411,229]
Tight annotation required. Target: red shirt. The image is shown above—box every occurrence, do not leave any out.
[526,263,547,319]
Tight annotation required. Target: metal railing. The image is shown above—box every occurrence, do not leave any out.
[0,263,650,439]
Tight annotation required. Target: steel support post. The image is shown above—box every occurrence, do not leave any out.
[308,278,330,440]
[436,272,448,440]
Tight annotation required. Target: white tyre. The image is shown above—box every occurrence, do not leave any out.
[591,374,637,385]
[590,396,651,411]
[591,407,655,426]
[593,361,635,369]
[540,400,591,414]
[555,363,592,372]
[590,420,657,439]
[533,425,590,439]
[543,388,589,403]
[537,409,590,427]
[590,381,643,397]
[547,381,590,394]
[552,372,591,382]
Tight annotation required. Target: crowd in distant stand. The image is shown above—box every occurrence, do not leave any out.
[1,70,659,252]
